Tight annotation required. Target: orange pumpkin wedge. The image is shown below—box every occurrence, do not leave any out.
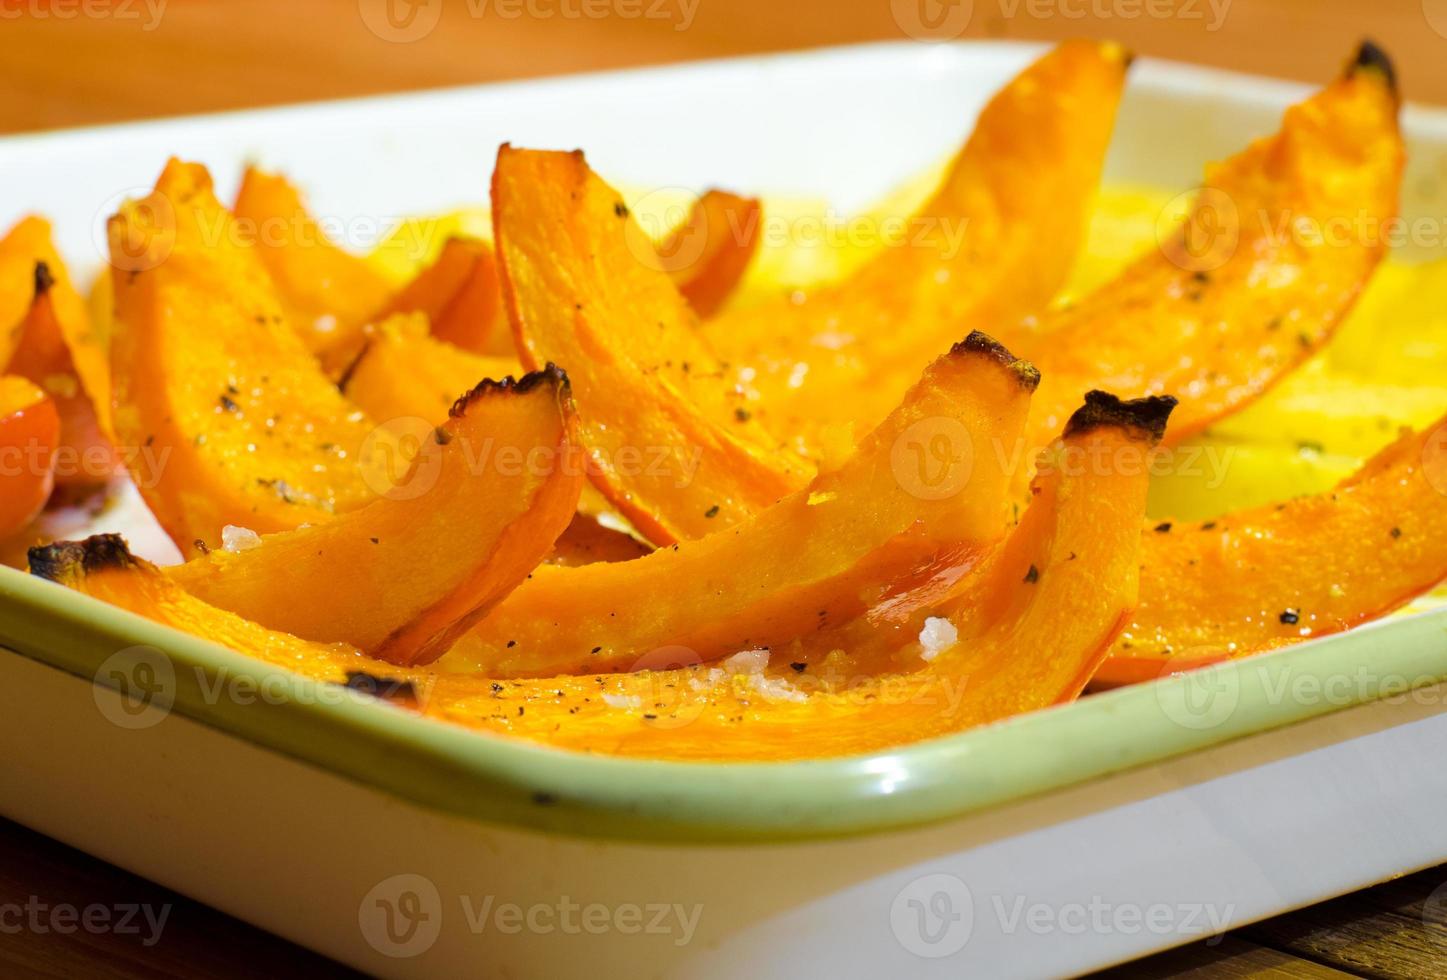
[338,313,517,425]
[0,375,59,538]
[8,261,121,486]
[657,189,762,317]
[166,367,582,666]
[447,331,1040,678]
[698,39,1130,455]
[30,535,371,685]
[379,235,507,356]
[29,391,1164,761]
[1094,413,1447,687]
[445,392,1168,759]
[107,158,394,555]
[492,144,812,544]
[233,166,394,354]
[0,217,54,369]
[1021,43,1404,454]
[336,315,644,568]
[0,217,112,443]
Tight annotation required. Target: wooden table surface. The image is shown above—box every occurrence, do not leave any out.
[3,0,1445,976]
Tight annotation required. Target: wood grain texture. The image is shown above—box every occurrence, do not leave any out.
[2,1,1446,976]
[0,817,359,978]
[0,0,1445,137]
[1099,934,1359,978]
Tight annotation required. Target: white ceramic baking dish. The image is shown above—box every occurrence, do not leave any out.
[1,39,1445,979]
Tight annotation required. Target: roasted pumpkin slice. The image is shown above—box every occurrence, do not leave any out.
[1022,43,1404,453]
[108,158,394,555]
[30,393,1161,760]
[337,317,643,568]
[338,313,517,424]
[166,367,582,665]
[656,189,762,317]
[0,217,54,369]
[697,39,1130,454]
[379,236,506,356]
[447,332,1040,678]
[492,144,811,544]
[233,166,394,354]
[0,376,59,538]
[445,393,1168,759]
[9,261,120,486]
[0,217,111,441]
[30,535,367,685]
[1095,413,1447,686]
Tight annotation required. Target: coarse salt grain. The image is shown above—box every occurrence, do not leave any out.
[918,617,958,661]
[221,525,262,553]
[722,649,770,674]
[601,693,642,710]
[749,673,808,703]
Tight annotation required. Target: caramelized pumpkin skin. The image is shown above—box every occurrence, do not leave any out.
[699,40,1130,455]
[233,166,394,354]
[31,393,1164,760]
[0,376,59,538]
[167,367,583,666]
[448,332,1040,678]
[107,159,393,555]
[492,145,811,544]
[1095,413,1447,686]
[658,189,762,317]
[1022,46,1404,453]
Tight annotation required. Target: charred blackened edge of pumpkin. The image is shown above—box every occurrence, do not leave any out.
[29,534,139,583]
[338,670,419,708]
[951,331,1042,392]
[33,260,55,298]
[448,362,571,419]
[1350,40,1398,96]
[1064,391,1178,443]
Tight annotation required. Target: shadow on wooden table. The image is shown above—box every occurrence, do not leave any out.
[0,817,358,978]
